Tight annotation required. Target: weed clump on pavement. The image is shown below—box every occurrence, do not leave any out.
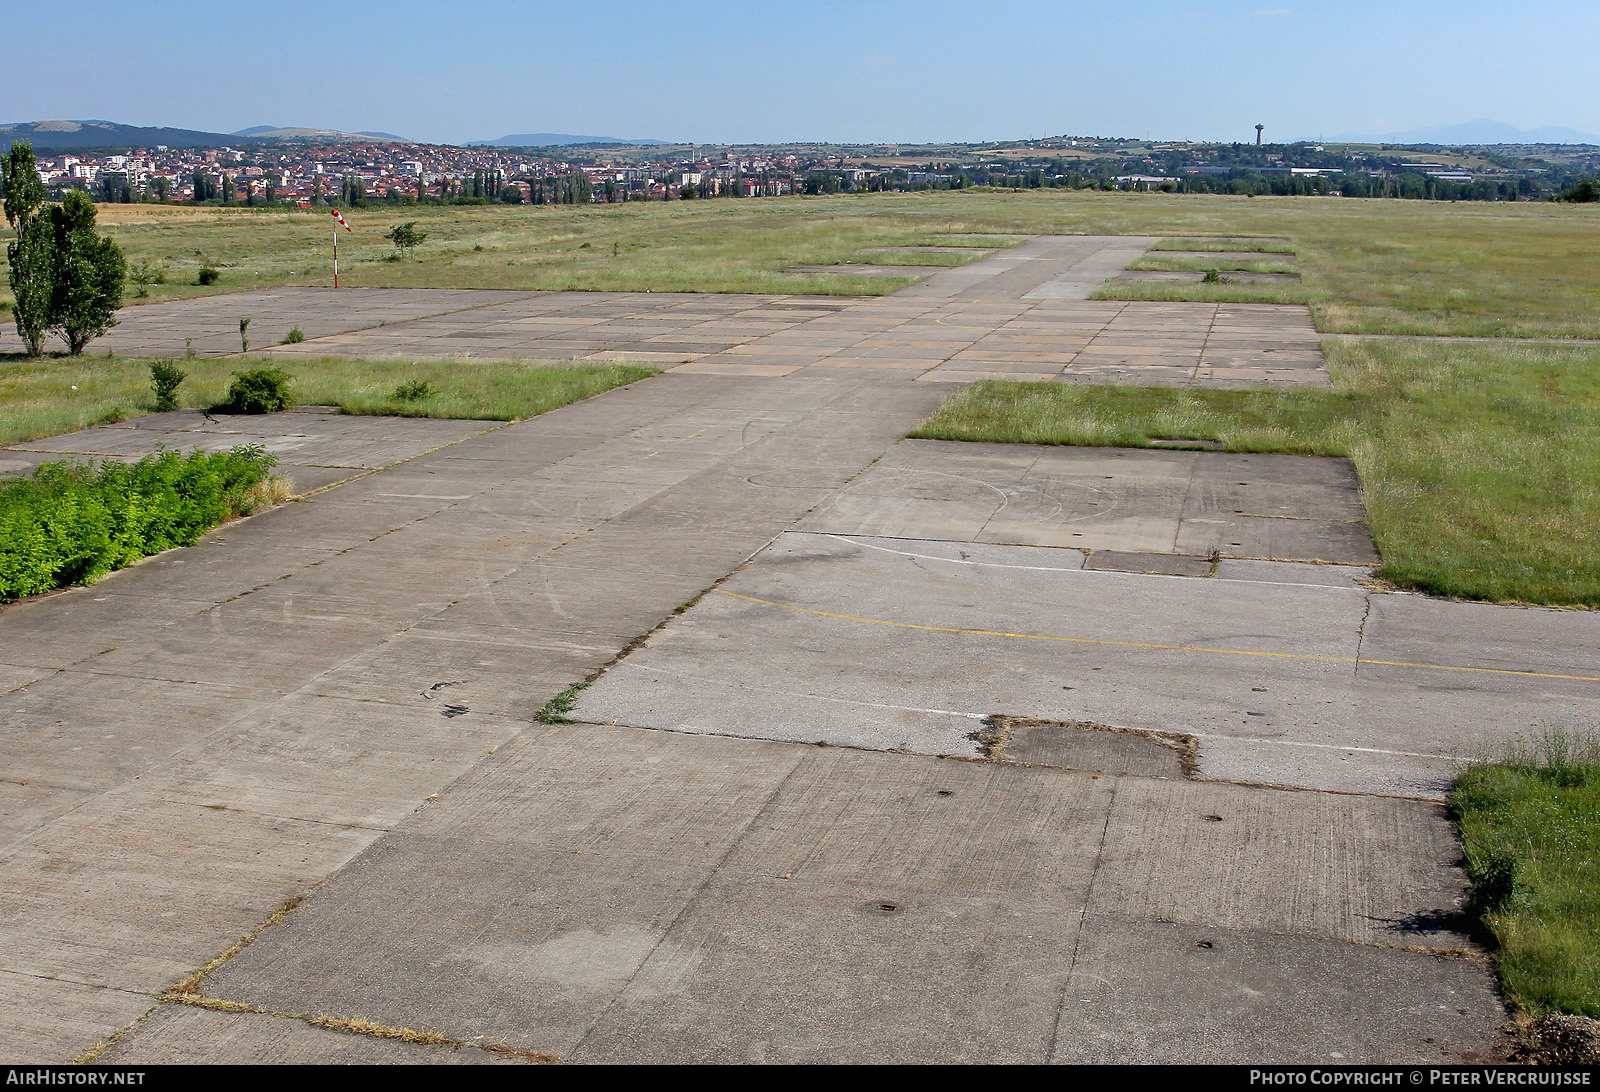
[0,445,281,601]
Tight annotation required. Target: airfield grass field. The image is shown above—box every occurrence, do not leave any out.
[2,188,1597,336]
[0,355,658,445]
[3,188,1599,608]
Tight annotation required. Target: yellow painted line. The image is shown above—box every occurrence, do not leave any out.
[713,589,1600,684]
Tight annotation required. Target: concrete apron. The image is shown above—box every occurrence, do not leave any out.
[2,238,1517,1063]
[2,369,1511,1064]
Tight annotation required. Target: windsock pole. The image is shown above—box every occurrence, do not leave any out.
[330,208,352,287]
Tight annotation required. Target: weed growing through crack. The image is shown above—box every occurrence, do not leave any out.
[537,682,590,724]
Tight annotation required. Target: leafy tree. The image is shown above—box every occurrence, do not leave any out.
[48,191,126,355]
[384,221,428,257]
[5,141,52,355]
[1559,177,1600,203]
[8,219,53,356]
[3,141,46,231]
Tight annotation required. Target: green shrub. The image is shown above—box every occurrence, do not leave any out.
[391,379,434,401]
[224,366,293,413]
[150,361,186,412]
[283,326,305,344]
[0,446,277,602]
[196,266,220,286]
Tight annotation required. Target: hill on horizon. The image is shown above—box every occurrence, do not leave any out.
[0,119,248,151]
[470,132,670,147]
[0,119,419,151]
[232,125,414,143]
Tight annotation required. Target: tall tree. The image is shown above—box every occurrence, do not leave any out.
[8,217,53,356]
[4,141,52,355]
[48,190,126,355]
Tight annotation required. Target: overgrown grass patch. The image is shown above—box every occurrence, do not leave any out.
[0,445,281,602]
[1128,254,1298,274]
[0,354,659,445]
[1091,276,1311,305]
[910,338,1600,606]
[1150,237,1295,253]
[1454,727,1600,1019]
[909,381,1355,454]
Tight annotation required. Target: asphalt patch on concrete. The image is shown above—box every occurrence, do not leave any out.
[979,715,1197,778]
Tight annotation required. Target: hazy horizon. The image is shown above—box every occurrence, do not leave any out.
[3,1,1597,147]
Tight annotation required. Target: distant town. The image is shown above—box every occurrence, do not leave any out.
[18,132,1600,206]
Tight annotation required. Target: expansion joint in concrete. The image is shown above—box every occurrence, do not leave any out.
[565,755,811,1061]
[1047,776,1120,1061]
[155,994,559,1064]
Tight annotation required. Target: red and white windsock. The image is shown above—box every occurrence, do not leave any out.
[331,209,352,231]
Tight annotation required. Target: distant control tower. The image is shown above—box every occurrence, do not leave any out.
[1255,124,1264,146]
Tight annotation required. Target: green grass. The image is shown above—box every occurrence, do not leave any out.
[910,338,1600,607]
[909,382,1355,454]
[1128,254,1299,274]
[1455,727,1600,1018]
[1090,277,1311,305]
[1150,237,1295,253]
[3,190,1596,336]
[0,354,658,446]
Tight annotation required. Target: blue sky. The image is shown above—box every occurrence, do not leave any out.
[5,1,1597,145]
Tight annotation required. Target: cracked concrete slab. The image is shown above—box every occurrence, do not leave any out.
[800,439,1377,563]
[573,529,1599,797]
[155,723,1501,1065]
[1052,916,1504,1065]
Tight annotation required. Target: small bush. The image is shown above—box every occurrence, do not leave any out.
[224,367,293,413]
[196,266,220,286]
[283,327,305,344]
[127,259,168,298]
[150,361,187,412]
[391,379,435,401]
[0,446,278,602]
